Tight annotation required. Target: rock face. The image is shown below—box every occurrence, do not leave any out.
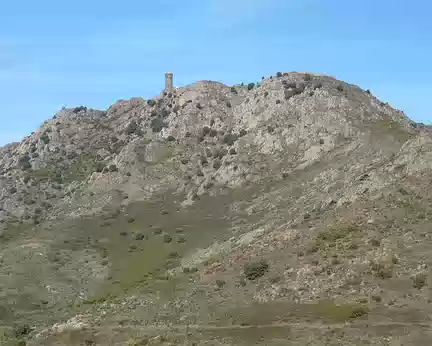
[1,72,432,346]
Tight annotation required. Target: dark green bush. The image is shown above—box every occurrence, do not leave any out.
[40,133,50,144]
[284,90,293,100]
[200,156,208,165]
[213,159,222,169]
[223,133,238,145]
[202,126,211,136]
[218,148,228,159]
[151,118,167,133]
[244,260,269,280]
[163,234,173,243]
[239,129,247,137]
[13,324,32,338]
[124,120,138,135]
[108,164,118,172]
[247,83,255,90]
[215,279,226,288]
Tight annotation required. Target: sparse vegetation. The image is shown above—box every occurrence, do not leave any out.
[318,225,358,242]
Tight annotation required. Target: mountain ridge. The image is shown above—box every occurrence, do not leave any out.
[1,71,432,345]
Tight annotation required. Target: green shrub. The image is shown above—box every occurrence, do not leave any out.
[108,164,118,172]
[202,126,211,136]
[124,120,138,135]
[13,324,31,338]
[213,159,222,169]
[200,156,208,165]
[151,118,167,133]
[284,90,293,100]
[40,133,50,144]
[244,260,269,280]
[177,236,187,243]
[218,148,228,159]
[276,72,282,78]
[247,83,255,90]
[223,133,238,146]
[163,234,172,243]
[413,273,427,289]
[215,279,226,288]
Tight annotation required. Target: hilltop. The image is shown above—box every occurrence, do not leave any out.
[1,72,432,345]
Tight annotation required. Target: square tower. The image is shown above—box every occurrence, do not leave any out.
[165,72,174,92]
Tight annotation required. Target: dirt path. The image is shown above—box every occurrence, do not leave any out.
[105,320,432,333]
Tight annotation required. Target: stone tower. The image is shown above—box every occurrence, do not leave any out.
[165,72,173,92]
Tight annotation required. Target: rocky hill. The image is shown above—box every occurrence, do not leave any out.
[1,72,432,345]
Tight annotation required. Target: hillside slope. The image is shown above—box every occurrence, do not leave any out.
[1,72,432,345]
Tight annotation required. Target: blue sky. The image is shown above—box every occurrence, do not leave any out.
[0,0,431,145]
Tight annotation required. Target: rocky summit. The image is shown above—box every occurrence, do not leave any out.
[1,72,432,345]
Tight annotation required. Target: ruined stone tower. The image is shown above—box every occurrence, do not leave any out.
[165,72,173,92]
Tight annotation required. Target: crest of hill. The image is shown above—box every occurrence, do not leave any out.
[2,72,432,346]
